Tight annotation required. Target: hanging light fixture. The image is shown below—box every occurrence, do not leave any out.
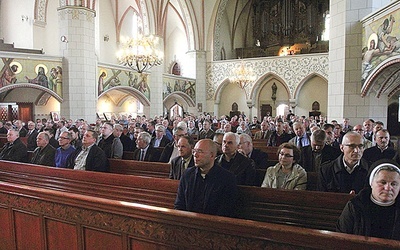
[229,60,256,89]
[116,35,163,73]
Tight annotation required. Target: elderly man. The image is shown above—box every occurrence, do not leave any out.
[238,133,268,170]
[169,135,195,180]
[0,128,28,162]
[132,131,161,162]
[198,120,215,140]
[318,132,370,194]
[31,132,56,167]
[289,122,310,149]
[253,121,272,140]
[66,130,109,172]
[363,129,400,165]
[14,120,27,137]
[363,119,374,141]
[174,139,238,217]
[215,132,256,186]
[26,120,39,150]
[159,126,188,163]
[150,124,170,148]
[98,122,122,159]
[299,129,341,172]
[55,131,75,168]
[352,124,373,149]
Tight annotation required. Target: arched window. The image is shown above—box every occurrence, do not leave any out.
[172,62,181,76]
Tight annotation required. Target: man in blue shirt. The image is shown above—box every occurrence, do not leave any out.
[55,131,75,168]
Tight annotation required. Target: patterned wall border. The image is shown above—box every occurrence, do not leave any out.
[207,53,329,100]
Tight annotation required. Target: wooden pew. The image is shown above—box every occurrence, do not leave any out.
[109,159,170,178]
[0,160,343,231]
[1,181,399,249]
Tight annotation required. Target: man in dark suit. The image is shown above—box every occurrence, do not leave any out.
[132,131,161,162]
[169,135,195,180]
[26,121,39,151]
[14,120,28,137]
[159,126,188,163]
[0,128,28,162]
[238,133,268,170]
[66,129,109,172]
[215,132,256,186]
[151,125,170,148]
[300,129,341,172]
[31,132,56,167]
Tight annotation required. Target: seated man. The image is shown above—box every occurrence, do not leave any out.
[66,129,109,172]
[150,125,170,148]
[288,122,310,149]
[299,129,341,172]
[132,131,161,162]
[238,133,268,170]
[253,121,272,140]
[169,135,195,180]
[363,129,400,165]
[318,132,370,194]
[174,139,238,217]
[159,126,187,163]
[55,131,75,168]
[215,132,256,186]
[98,122,122,159]
[26,121,39,151]
[0,128,28,162]
[31,132,56,167]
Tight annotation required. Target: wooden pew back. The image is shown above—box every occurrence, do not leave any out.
[1,180,398,249]
[0,160,343,231]
[109,159,170,178]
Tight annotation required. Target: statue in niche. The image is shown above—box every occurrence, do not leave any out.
[312,101,320,111]
[271,82,277,101]
[232,102,238,112]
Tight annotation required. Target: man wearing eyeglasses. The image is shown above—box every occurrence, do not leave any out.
[318,132,370,194]
[174,139,238,217]
[55,131,75,168]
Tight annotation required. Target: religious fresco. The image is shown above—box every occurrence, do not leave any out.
[362,9,400,83]
[0,57,63,96]
[97,67,150,99]
[163,76,196,102]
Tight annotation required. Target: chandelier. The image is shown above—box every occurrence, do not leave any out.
[229,60,256,89]
[116,35,163,73]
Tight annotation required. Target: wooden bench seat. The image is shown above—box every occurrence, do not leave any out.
[1,180,398,249]
[109,159,170,178]
[0,160,344,231]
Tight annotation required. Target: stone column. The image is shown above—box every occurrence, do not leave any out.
[58,6,97,122]
[328,0,390,124]
[186,50,207,116]
[148,65,164,118]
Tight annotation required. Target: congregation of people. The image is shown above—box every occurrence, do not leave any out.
[0,111,399,240]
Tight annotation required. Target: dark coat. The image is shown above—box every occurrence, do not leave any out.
[0,137,28,162]
[98,134,115,158]
[174,164,238,217]
[318,155,370,194]
[300,144,341,172]
[132,145,161,162]
[120,134,133,151]
[169,156,195,180]
[198,129,215,140]
[19,127,28,137]
[250,148,269,170]
[150,135,170,148]
[49,137,59,149]
[66,144,109,172]
[362,146,400,165]
[26,129,39,151]
[159,141,175,163]
[215,152,257,186]
[336,187,400,240]
[31,144,56,167]
[268,132,292,146]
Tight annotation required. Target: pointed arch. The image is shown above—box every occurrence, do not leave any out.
[249,73,289,106]
[293,73,328,101]
[163,91,195,107]
[0,84,63,103]
[99,86,150,106]
[213,77,231,104]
